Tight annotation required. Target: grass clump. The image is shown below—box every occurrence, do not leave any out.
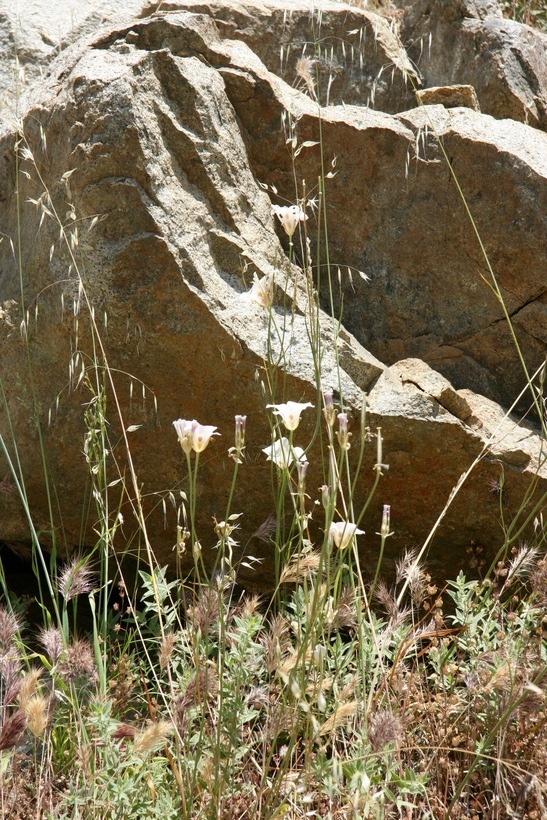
[0,545,546,816]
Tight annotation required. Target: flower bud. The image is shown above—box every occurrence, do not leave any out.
[235,414,246,451]
[322,391,337,428]
[296,458,308,497]
[380,504,391,539]
[336,413,351,451]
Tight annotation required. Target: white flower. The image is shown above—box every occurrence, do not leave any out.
[313,644,327,665]
[173,418,194,454]
[248,272,274,309]
[173,419,219,454]
[262,437,307,469]
[192,422,220,453]
[267,400,314,431]
[272,204,307,238]
[328,521,365,550]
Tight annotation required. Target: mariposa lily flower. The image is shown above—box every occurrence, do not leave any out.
[328,521,365,550]
[272,204,307,238]
[267,400,314,431]
[262,437,306,469]
[192,422,220,453]
[248,272,274,309]
[173,419,219,454]
[172,418,194,454]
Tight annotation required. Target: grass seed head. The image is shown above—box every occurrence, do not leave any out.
[0,710,27,751]
[319,701,358,736]
[133,720,173,756]
[25,694,49,737]
[0,606,22,650]
[328,586,360,633]
[58,638,98,684]
[241,594,262,618]
[187,587,220,636]
[39,626,64,664]
[250,514,277,544]
[159,631,177,671]
[263,613,291,675]
[295,55,316,98]
[58,558,96,603]
[368,709,403,752]
[18,668,43,711]
[0,656,22,699]
[280,552,322,584]
[112,723,136,741]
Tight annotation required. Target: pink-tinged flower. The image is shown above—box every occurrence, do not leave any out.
[248,272,274,309]
[173,419,219,454]
[328,521,364,550]
[267,401,314,431]
[272,204,307,238]
[262,437,307,469]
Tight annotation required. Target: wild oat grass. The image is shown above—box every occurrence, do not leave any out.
[0,5,546,818]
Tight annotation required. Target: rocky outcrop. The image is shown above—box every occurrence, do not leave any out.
[0,0,419,113]
[366,358,546,578]
[394,0,547,130]
[228,60,547,411]
[415,84,480,109]
[0,2,545,586]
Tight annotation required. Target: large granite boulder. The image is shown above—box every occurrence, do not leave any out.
[0,2,545,587]
[0,0,418,112]
[394,0,547,130]
[215,19,546,411]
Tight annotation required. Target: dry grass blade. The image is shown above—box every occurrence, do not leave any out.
[278,649,312,677]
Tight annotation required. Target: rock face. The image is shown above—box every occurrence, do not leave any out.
[416,84,480,110]
[225,42,546,410]
[394,0,547,130]
[0,1,545,587]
